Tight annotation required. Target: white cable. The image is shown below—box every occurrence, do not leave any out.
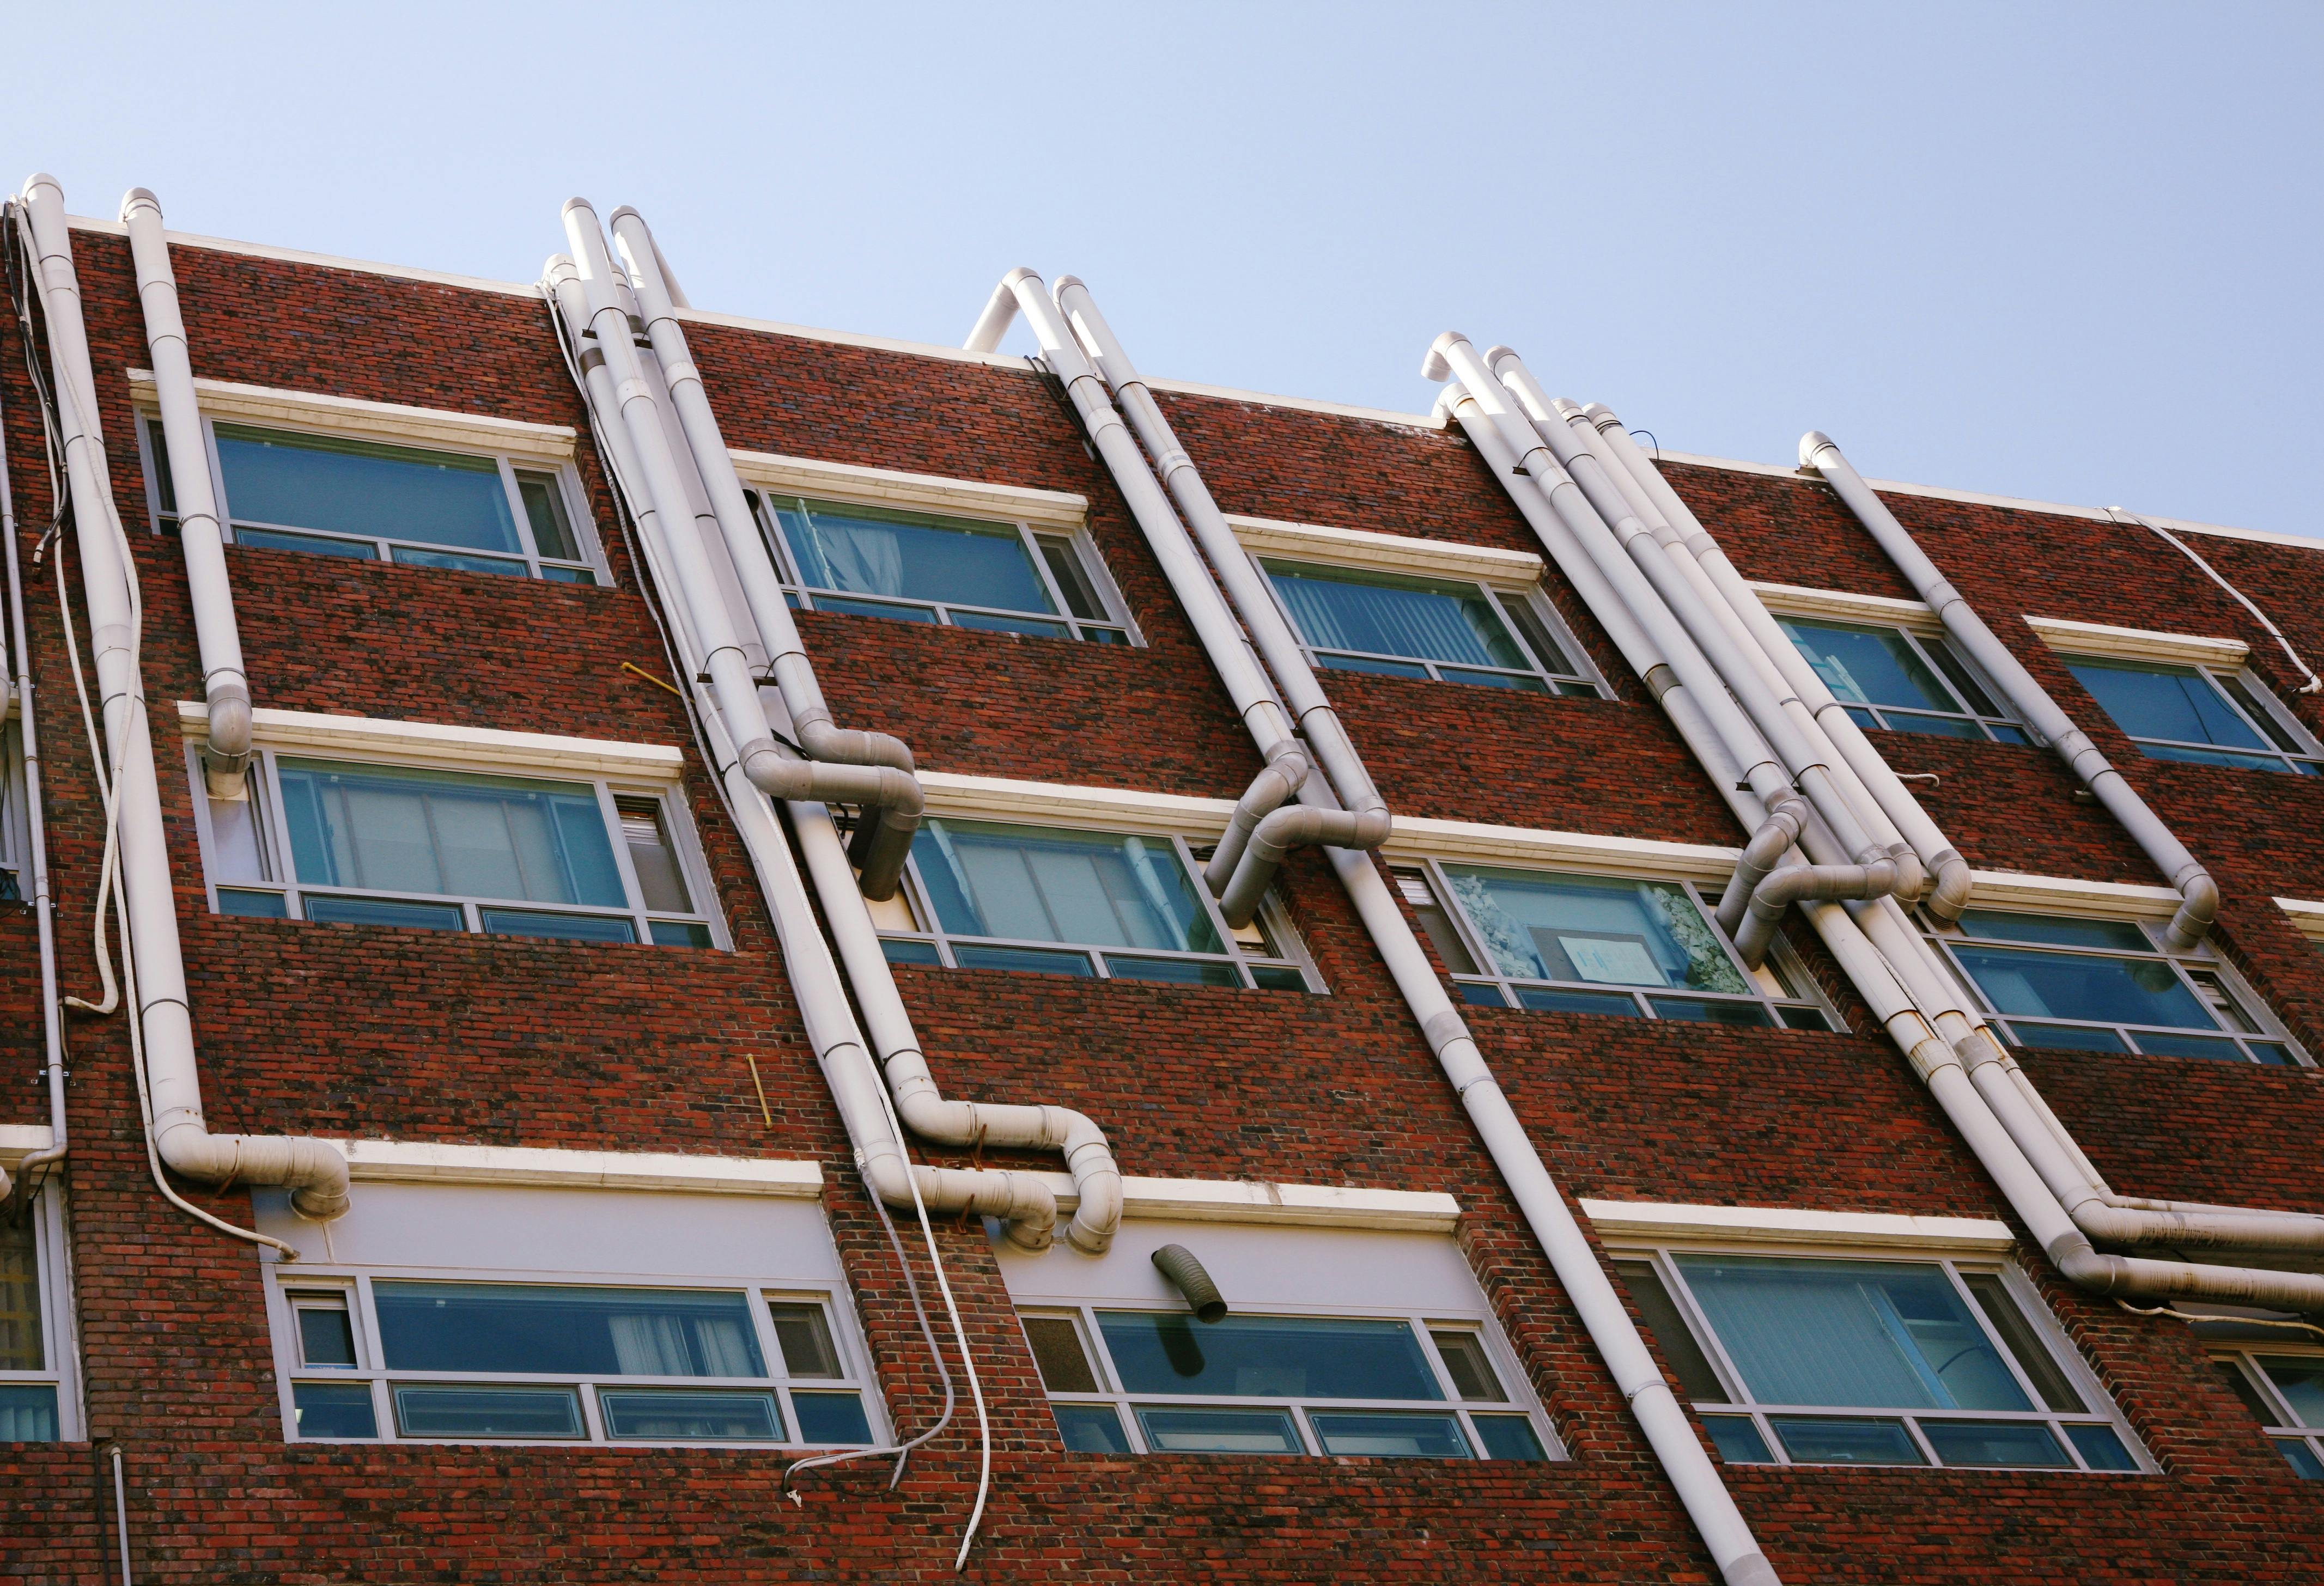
[2109,507,2323,694]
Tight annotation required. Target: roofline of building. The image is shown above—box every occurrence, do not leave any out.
[65,213,2320,555]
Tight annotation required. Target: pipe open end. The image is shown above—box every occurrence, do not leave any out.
[1799,431,1837,470]
[119,187,161,222]
[1483,344,1520,373]
[543,254,576,284]
[1001,265,1041,289]
[561,196,599,219]
[22,172,62,200]
[1420,330,1468,382]
[607,204,643,227]
[1052,273,1086,295]
[1152,1243,1228,1323]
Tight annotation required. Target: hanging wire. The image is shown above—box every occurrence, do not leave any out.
[2106,505,2323,694]
[2117,1297,2324,1339]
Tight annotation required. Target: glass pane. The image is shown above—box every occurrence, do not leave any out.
[2246,1041,2295,1066]
[2008,1022,2132,1053]
[1988,724,2033,745]
[1317,653,1432,680]
[1648,997,1774,1028]
[0,1212,44,1370]
[390,546,527,578]
[1053,1402,1132,1453]
[911,819,1221,954]
[2065,658,2272,752]
[790,1390,873,1444]
[1427,1331,1505,1401]
[768,1303,842,1378]
[1959,1273,2084,1412]
[810,594,940,624]
[296,1304,358,1368]
[1309,1410,1471,1458]
[1263,559,1530,671]
[1133,1405,1303,1454]
[2275,1438,2324,1479]
[1777,1005,1836,1032]
[2258,1358,2324,1428]
[780,499,1054,613]
[1250,965,1309,992]
[1102,956,1241,987]
[1472,1413,1550,1461]
[1768,1416,1926,1465]
[145,418,178,514]
[374,1283,765,1378]
[1611,1260,1727,1404]
[1496,592,1577,675]
[2216,673,2310,754]
[217,887,290,918]
[2129,1031,2248,1062]
[1024,1316,1100,1393]
[879,937,942,967]
[1920,1418,2071,1468]
[1457,980,1514,1007]
[1883,712,1986,741]
[479,910,636,944]
[301,894,466,932]
[649,920,714,948]
[278,759,624,908]
[539,563,595,585]
[1081,626,1131,645]
[949,610,1073,639]
[1400,877,1480,975]
[1097,1313,1441,1400]
[204,781,271,882]
[2064,1422,2139,1471]
[1514,985,1644,1016]
[1701,1414,1775,1463]
[2216,1359,2280,1423]
[290,1382,376,1439]
[233,525,379,560]
[1438,666,1549,692]
[1952,944,2213,1031]
[215,425,520,553]
[1036,536,1109,621]
[515,471,579,560]
[598,1389,782,1441]
[1674,1255,2033,1411]
[1955,912,2152,951]
[1780,619,1962,713]
[1924,639,2005,717]
[1443,865,1744,993]
[953,945,1096,977]
[392,1384,584,1439]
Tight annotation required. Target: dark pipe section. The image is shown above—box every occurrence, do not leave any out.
[1151,1243,1227,1323]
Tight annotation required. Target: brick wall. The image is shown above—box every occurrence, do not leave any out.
[3,223,2322,1583]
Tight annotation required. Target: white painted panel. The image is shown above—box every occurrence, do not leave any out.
[254,1182,842,1281]
[995,1219,1488,1315]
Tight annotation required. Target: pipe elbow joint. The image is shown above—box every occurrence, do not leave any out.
[2163,870,2218,950]
[1926,851,1974,923]
[1799,431,1838,471]
[1420,331,1470,382]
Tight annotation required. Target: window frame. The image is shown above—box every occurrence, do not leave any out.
[1775,615,2030,744]
[1397,858,1841,1032]
[264,1265,884,1449]
[1920,907,2307,1067]
[1018,1299,1560,1461]
[0,1179,83,1443]
[1251,553,1606,697]
[1616,1244,2149,1473]
[185,742,729,950]
[135,412,605,585]
[2212,1347,2324,1478]
[748,490,1140,646]
[0,719,27,903]
[2061,653,2323,776]
[871,815,1322,992]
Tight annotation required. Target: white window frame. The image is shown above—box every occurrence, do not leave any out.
[0,719,27,904]
[2212,1346,2324,1478]
[1250,553,1606,697]
[0,1178,83,1443]
[1018,1300,1559,1461]
[265,1266,883,1449]
[1615,1242,2150,1474]
[749,490,1140,646]
[134,413,605,585]
[1397,858,1840,1032]
[1774,614,2031,744]
[871,815,1321,992]
[185,742,728,950]
[1920,907,2305,1067]
[2060,652,2324,776]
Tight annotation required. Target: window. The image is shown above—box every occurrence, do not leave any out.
[870,816,1316,991]
[1615,1250,2143,1472]
[2063,656,2321,776]
[259,1182,881,1448]
[0,1184,77,1443]
[1398,862,1836,1031]
[188,747,721,949]
[2212,1350,2324,1478]
[1778,618,2027,743]
[141,417,599,583]
[0,722,26,904]
[1925,909,2302,1066]
[1257,558,1601,695]
[751,492,1134,644]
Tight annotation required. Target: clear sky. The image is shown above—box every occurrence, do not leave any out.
[10,2,2319,536]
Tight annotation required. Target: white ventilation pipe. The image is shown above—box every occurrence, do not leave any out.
[1800,433,2217,949]
[545,247,1116,1252]
[117,188,251,800]
[606,207,923,898]
[1002,271,1778,1586]
[1433,348,2324,1301]
[19,176,347,1221]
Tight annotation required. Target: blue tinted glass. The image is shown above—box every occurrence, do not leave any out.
[1675,1255,2030,1411]
[278,759,624,907]
[1441,867,1743,993]
[1309,1411,1471,1458]
[1920,1419,2072,1467]
[390,546,527,577]
[1053,1403,1133,1453]
[2064,1422,2139,1471]
[392,1384,582,1439]
[879,937,942,966]
[1263,560,1527,669]
[1098,1313,1440,1400]
[1769,1416,1925,1465]
[790,1390,874,1444]
[1133,1405,1302,1454]
[598,1389,782,1441]
[232,526,379,560]
[2131,1032,2248,1061]
[2009,1022,2132,1053]
[2067,660,2270,751]
[1102,956,1241,987]
[949,611,1072,638]
[2277,1438,2324,1478]
[1649,997,1774,1028]
[2137,742,2290,772]
[216,888,290,918]
[1514,985,1642,1016]
[780,499,1053,613]
[290,1382,376,1439]
[216,425,519,552]
[301,895,466,932]
[1953,945,2212,1031]
[649,920,715,948]
[1701,1414,1775,1463]
[373,1283,764,1377]
[1956,912,2153,951]
[1316,652,1433,679]
[2260,1359,2324,1429]
[480,910,637,944]
[1780,620,1960,713]
[952,945,1096,977]
[1473,1413,1550,1461]
[911,820,1220,954]
[0,1384,59,1442]
[1884,713,1986,740]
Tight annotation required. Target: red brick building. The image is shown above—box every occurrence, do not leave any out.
[3,179,2322,1583]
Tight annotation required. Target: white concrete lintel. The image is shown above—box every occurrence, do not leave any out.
[179,702,685,782]
[2024,615,2249,669]
[126,370,575,460]
[1031,1172,1462,1233]
[1583,1198,2015,1252]
[730,450,1087,528]
[1227,514,1543,585]
[339,1140,824,1197]
[0,1124,57,1165]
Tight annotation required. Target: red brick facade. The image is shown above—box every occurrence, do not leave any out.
[3,219,2322,1583]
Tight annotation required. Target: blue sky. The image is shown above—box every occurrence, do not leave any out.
[13,2,2320,535]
